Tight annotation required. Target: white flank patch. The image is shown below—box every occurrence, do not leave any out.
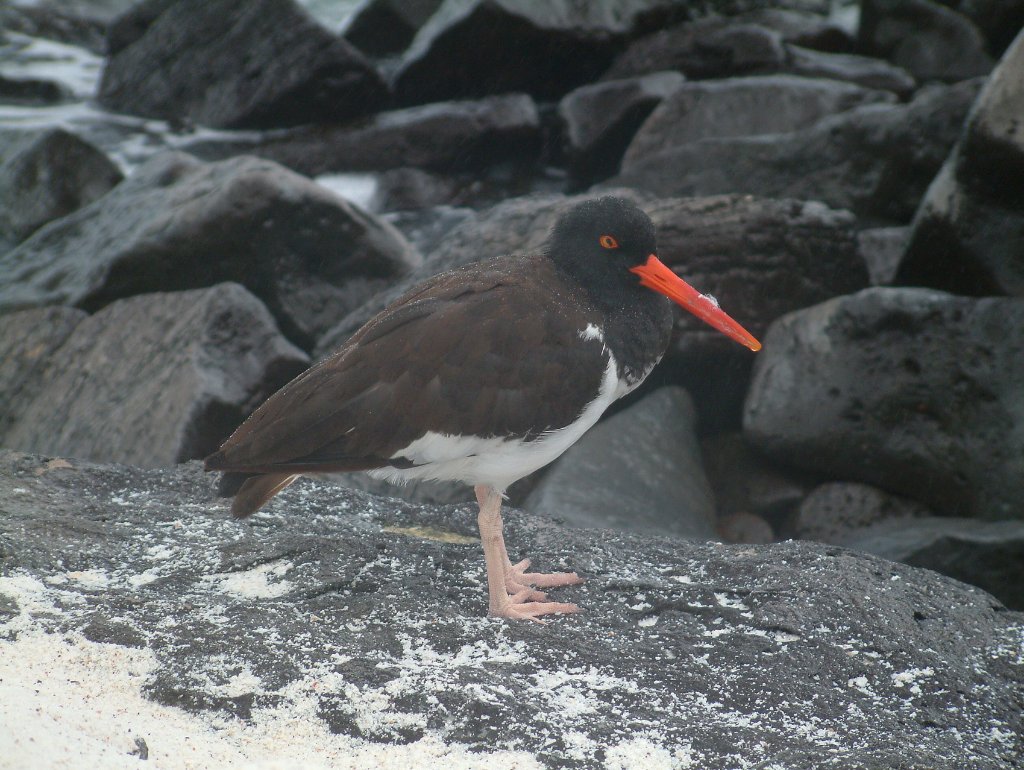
[374,351,630,491]
[578,323,604,342]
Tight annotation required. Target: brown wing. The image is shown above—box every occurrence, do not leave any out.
[204,255,608,475]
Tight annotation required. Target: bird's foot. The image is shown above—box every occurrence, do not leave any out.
[489,598,581,623]
[506,558,584,589]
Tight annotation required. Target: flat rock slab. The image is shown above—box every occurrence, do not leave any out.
[744,287,1024,521]
[0,452,1021,768]
[0,152,419,348]
[0,284,308,468]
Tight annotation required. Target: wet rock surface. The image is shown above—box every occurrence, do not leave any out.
[1,451,1021,769]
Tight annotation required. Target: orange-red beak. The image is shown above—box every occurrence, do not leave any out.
[630,255,761,352]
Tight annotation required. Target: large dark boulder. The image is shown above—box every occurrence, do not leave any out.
[859,0,994,82]
[0,152,420,349]
[607,78,983,223]
[0,128,122,244]
[896,28,1024,296]
[0,451,1020,769]
[744,287,1024,521]
[390,0,660,105]
[97,0,387,129]
[0,284,308,468]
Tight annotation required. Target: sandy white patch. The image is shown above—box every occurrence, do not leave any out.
[208,560,295,599]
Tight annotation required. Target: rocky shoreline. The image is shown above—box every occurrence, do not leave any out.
[1,0,1023,767]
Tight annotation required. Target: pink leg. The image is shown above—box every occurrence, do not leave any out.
[474,485,582,621]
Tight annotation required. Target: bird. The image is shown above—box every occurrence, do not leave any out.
[204,196,760,621]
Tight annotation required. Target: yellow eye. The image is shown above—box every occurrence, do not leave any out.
[599,235,619,249]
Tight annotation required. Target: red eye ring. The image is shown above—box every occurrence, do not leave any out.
[599,235,619,249]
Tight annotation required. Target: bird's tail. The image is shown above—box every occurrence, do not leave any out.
[227,473,299,518]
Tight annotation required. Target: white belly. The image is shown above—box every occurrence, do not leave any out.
[369,350,636,492]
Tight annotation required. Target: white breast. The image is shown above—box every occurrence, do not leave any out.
[369,327,638,492]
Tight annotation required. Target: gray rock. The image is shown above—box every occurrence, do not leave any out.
[0,284,308,468]
[523,387,717,540]
[558,71,685,185]
[622,75,895,170]
[342,0,443,56]
[0,74,71,105]
[608,78,983,223]
[743,287,1024,521]
[784,45,916,94]
[1,450,1020,769]
[896,28,1024,296]
[97,0,387,129]
[390,0,666,105]
[603,18,789,82]
[0,152,420,349]
[796,482,930,545]
[860,0,994,82]
[939,0,1024,57]
[0,128,122,243]
[844,516,1024,610]
[185,94,542,179]
[0,306,88,439]
[858,225,909,285]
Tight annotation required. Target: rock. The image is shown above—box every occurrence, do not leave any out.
[523,387,717,540]
[1,450,1020,768]
[743,287,1024,521]
[342,0,443,56]
[0,284,308,468]
[784,45,916,94]
[843,517,1024,611]
[371,167,460,211]
[390,0,653,105]
[97,0,387,129]
[381,205,476,257]
[186,94,541,179]
[700,431,813,529]
[608,78,983,223]
[603,18,788,81]
[0,306,87,439]
[558,71,685,185]
[0,128,123,243]
[622,75,895,170]
[0,152,420,349]
[858,226,909,285]
[896,28,1024,296]
[860,0,994,82]
[939,0,1024,57]
[0,3,109,53]
[796,482,930,544]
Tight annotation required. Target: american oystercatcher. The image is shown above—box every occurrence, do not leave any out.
[205,196,760,620]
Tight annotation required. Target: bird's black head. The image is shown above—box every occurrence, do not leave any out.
[546,195,762,352]
[547,196,658,281]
